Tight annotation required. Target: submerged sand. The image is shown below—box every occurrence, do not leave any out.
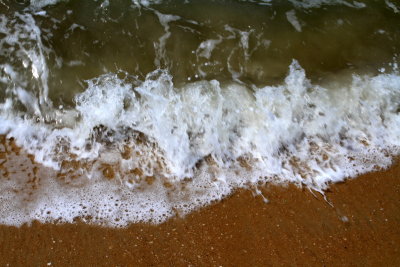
[0,146,399,265]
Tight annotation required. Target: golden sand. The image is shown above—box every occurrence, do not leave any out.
[0,140,399,266]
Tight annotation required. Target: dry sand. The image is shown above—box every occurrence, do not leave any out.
[0,137,399,266]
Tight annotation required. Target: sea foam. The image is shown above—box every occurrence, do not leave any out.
[0,61,399,227]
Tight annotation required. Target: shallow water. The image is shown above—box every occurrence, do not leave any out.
[0,0,399,226]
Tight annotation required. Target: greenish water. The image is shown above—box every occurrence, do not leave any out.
[1,0,399,107]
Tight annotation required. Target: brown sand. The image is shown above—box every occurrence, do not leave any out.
[0,138,399,266]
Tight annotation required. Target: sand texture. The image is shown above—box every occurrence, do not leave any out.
[0,142,399,266]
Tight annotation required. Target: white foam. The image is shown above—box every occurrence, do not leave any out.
[240,0,273,6]
[28,0,163,10]
[289,0,366,9]
[131,0,162,8]
[286,10,302,32]
[153,11,180,67]
[385,0,399,13]
[29,0,64,9]
[223,25,262,81]
[0,61,399,227]
[0,12,51,108]
[196,38,223,59]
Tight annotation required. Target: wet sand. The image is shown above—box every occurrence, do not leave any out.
[0,141,399,266]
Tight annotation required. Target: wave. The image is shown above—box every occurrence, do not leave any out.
[1,61,399,226]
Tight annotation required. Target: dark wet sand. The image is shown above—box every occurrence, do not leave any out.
[0,144,399,266]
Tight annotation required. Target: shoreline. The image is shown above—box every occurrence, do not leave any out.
[0,159,399,265]
[1,1,400,265]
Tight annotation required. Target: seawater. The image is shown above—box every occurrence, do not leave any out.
[0,0,399,226]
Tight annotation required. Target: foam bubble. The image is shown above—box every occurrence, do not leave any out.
[286,10,302,32]
[29,0,64,9]
[385,0,399,13]
[197,38,223,60]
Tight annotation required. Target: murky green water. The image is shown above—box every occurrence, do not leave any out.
[1,0,399,108]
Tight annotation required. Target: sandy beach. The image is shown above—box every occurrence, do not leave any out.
[0,144,398,266]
